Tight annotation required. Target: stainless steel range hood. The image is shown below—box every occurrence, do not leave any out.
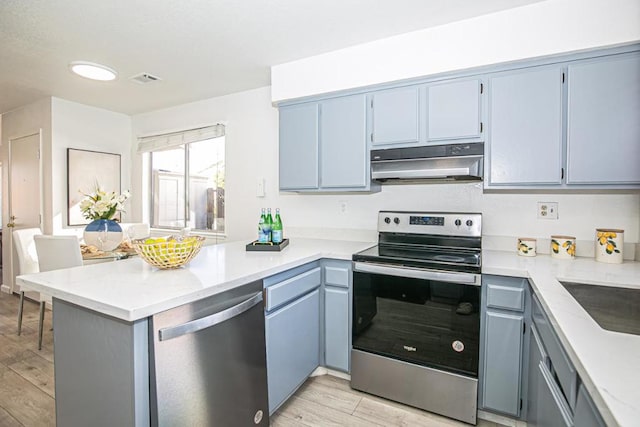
[371,143,483,183]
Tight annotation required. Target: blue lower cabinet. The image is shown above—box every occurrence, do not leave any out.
[482,311,524,416]
[480,275,529,418]
[265,289,320,414]
[324,287,349,372]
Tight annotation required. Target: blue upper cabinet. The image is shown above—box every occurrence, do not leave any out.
[279,103,319,190]
[320,94,368,189]
[371,86,420,146]
[486,66,564,186]
[278,94,378,192]
[427,79,483,142]
[566,53,640,185]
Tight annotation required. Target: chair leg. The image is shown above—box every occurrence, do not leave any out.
[38,301,45,351]
[17,291,25,335]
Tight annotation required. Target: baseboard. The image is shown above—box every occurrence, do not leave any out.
[477,410,526,427]
[1,284,11,294]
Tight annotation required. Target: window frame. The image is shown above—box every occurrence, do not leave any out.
[148,136,225,234]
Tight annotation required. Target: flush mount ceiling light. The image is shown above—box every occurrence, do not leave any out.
[69,61,118,81]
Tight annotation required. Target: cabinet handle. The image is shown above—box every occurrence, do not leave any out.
[561,168,565,179]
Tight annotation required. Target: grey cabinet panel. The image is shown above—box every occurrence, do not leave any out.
[428,79,481,141]
[279,103,319,190]
[488,67,563,185]
[527,325,546,427]
[532,295,577,410]
[266,289,320,414]
[372,86,420,146]
[324,265,349,288]
[535,361,573,427]
[265,267,321,311]
[320,94,367,188]
[567,53,640,184]
[487,284,525,312]
[574,384,606,427]
[324,286,349,372]
[482,310,523,416]
[53,299,150,427]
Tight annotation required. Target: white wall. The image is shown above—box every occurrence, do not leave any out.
[272,0,640,102]
[131,86,640,258]
[131,86,279,244]
[51,98,132,233]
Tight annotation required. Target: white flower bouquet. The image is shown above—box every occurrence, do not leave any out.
[79,184,131,221]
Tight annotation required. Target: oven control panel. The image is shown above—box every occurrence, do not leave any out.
[378,211,481,237]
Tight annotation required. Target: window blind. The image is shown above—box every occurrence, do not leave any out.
[137,124,225,154]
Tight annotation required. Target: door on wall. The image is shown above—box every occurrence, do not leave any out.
[6,132,42,293]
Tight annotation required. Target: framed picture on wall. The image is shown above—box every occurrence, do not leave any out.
[67,148,121,226]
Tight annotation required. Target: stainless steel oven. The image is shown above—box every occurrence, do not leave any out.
[351,211,482,425]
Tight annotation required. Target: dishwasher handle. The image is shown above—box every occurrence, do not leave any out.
[158,291,263,342]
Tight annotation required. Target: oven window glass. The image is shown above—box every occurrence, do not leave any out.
[353,271,480,377]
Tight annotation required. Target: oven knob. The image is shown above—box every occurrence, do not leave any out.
[394,217,400,225]
[466,219,473,227]
[384,217,391,224]
[454,219,462,226]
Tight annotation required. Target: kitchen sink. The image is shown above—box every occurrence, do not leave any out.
[560,281,640,336]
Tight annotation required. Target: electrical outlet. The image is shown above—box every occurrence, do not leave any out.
[339,200,348,214]
[537,202,558,219]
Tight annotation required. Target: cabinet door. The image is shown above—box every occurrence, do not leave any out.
[482,311,523,416]
[265,289,320,414]
[279,103,319,190]
[428,79,482,141]
[324,286,349,372]
[574,384,606,427]
[372,86,420,146]
[527,325,546,426]
[488,67,563,185]
[320,94,367,189]
[536,362,573,427]
[567,53,640,184]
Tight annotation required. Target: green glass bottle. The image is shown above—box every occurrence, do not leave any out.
[266,208,274,242]
[272,208,283,244]
[258,208,268,243]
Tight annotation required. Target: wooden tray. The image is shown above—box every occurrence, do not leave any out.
[246,238,289,252]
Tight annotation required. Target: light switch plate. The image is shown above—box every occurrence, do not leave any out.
[256,178,265,197]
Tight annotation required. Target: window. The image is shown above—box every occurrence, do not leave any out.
[138,125,225,233]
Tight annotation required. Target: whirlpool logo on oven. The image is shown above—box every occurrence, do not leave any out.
[452,340,465,353]
[403,345,417,352]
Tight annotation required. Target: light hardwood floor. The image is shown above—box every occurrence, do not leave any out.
[0,291,503,427]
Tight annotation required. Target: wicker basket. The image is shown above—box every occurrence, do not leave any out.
[132,235,205,269]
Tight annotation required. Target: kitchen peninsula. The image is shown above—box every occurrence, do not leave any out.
[17,238,374,427]
[17,238,640,427]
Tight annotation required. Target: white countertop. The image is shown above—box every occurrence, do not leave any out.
[17,239,638,426]
[483,250,640,427]
[16,238,375,322]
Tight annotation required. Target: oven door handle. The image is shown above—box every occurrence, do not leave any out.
[353,262,481,286]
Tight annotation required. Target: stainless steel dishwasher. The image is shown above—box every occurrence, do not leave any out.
[149,280,269,426]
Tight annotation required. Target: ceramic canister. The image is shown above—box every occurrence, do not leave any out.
[550,235,576,259]
[517,238,537,257]
[595,229,624,264]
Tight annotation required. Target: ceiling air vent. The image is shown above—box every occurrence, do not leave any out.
[130,73,162,84]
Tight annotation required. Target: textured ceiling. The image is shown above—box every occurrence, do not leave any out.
[0,0,544,115]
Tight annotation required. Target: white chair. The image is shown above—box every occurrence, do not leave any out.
[13,228,42,340]
[33,235,83,350]
[118,222,151,240]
